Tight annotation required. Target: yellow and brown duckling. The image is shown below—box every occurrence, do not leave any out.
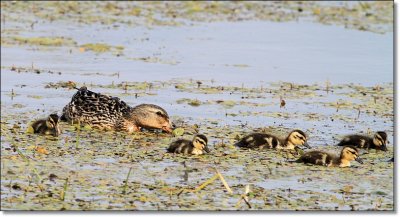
[167,134,210,155]
[235,129,310,150]
[61,87,173,133]
[337,131,388,151]
[31,114,61,136]
[297,146,363,168]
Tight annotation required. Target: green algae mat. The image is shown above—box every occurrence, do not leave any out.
[1,1,394,211]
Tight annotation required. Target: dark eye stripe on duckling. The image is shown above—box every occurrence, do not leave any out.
[196,139,206,145]
[349,150,358,156]
[375,134,386,145]
[195,134,208,144]
[294,134,306,141]
[342,146,359,157]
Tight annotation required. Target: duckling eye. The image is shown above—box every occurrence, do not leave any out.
[156,111,164,117]
[375,135,386,144]
[196,139,205,145]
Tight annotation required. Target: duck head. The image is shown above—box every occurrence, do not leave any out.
[129,104,173,133]
[46,114,61,136]
[192,134,210,153]
[287,130,310,149]
[373,131,388,151]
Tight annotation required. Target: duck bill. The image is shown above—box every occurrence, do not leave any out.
[303,142,311,149]
[355,157,364,164]
[381,145,388,152]
[204,146,211,153]
[54,128,61,137]
[162,126,173,133]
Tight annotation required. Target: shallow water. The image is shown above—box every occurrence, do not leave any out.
[1,1,394,211]
[1,20,393,87]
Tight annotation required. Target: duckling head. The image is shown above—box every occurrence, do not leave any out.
[46,114,61,136]
[340,146,363,166]
[287,130,310,148]
[373,131,388,151]
[129,104,173,133]
[192,134,210,153]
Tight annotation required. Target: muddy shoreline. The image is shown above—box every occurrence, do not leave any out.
[1,1,394,211]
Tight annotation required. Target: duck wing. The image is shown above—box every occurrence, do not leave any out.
[61,87,132,127]
[235,133,278,149]
[298,151,332,166]
[337,135,371,149]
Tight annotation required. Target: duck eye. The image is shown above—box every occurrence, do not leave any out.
[156,111,163,116]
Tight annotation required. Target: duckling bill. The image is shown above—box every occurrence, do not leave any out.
[31,114,61,136]
[61,87,173,133]
[337,131,388,151]
[297,146,363,168]
[167,134,210,155]
[235,129,310,150]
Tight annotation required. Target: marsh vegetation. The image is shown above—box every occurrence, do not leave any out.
[1,1,393,211]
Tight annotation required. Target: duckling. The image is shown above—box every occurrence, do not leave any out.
[297,146,363,168]
[337,131,388,151]
[31,114,61,136]
[167,134,210,155]
[235,130,310,150]
[61,86,173,133]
